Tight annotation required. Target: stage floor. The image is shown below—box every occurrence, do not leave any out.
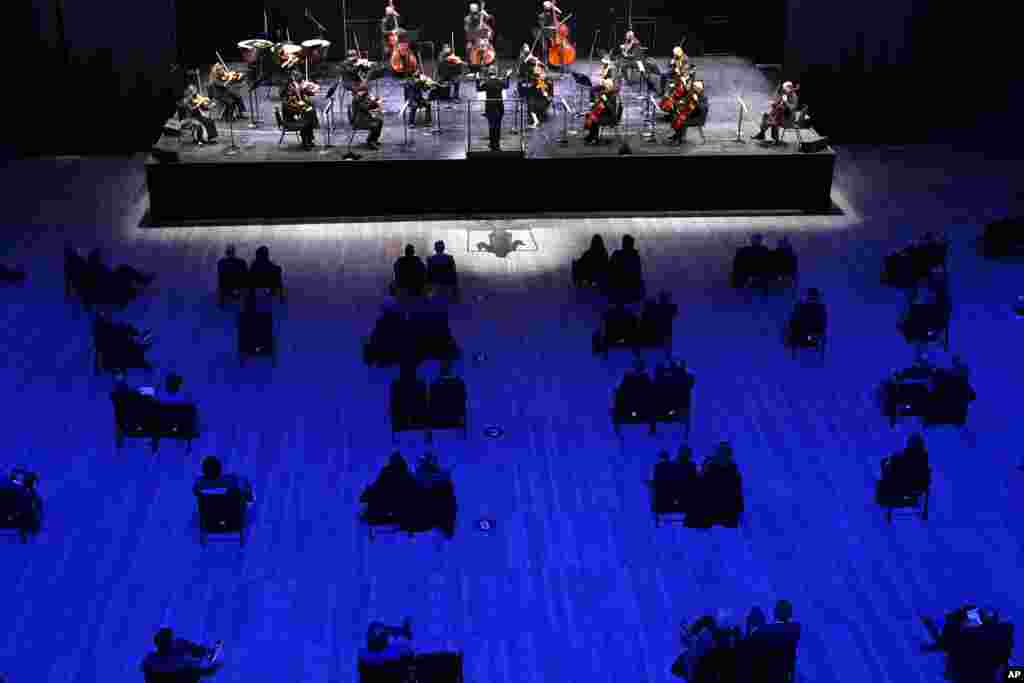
[154,56,829,162]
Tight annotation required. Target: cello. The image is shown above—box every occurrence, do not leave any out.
[548,9,576,66]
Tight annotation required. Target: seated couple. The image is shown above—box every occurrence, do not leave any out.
[360,452,456,537]
[653,443,743,528]
[731,234,797,289]
[614,356,695,432]
[595,293,678,352]
[66,244,155,308]
[673,601,801,683]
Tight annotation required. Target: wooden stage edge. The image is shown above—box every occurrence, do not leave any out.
[144,150,837,223]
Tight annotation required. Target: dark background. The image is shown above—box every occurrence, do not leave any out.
[12,0,1021,155]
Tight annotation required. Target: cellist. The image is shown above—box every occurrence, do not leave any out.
[753,81,800,144]
[583,78,618,144]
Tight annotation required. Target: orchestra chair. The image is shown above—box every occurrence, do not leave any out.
[879,374,933,428]
[196,487,248,545]
[238,308,276,367]
[361,501,413,542]
[414,651,465,683]
[274,108,306,146]
[876,458,931,524]
[593,97,626,145]
[0,470,41,543]
[777,107,811,146]
[347,103,373,154]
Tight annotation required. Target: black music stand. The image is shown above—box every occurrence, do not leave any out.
[571,72,592,119]
[223,104,241,156]
[320,84,338,155]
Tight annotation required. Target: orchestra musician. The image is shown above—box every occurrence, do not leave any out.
[464,4,486,55]
[477,65,512,151]
[281,69,319,149]
[668,79,707,144]
[208,63,247,119]
[405,71,438,128]
[598,54,618,82]
[671,46,689,77]
[438,44,465,100]
[352,86,384,149]
[381,4,402,61]
[753,80,800,144]
[583,78,620,144]
[535,1,562,58]
[180,85,219,144]
[525,57,552,128]
[620,30,640,59]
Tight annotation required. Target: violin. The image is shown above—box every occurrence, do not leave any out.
[533,63,550,99]
[190,94,212,111]
[446,53,465,66]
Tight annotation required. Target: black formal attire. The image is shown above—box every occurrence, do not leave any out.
[946,622,1013,683]
[361,459,417,521]
[438,51,464,100]
[353,94,384,143]
[210,81,246,118]
[430,375,467,425]
[217,255,248,302]
[410,462,456,537]
[925,369,976,426]
[95,317,152,371]
[693,461,743,528]
[607,246,644,303]
[601,307,639,348]
[879,445,930,502]
[640,300,678,347]
[0,477,42,535]
[652,362,694,422]
[141,639,218,682]
[653,459,698,517]
[410,306,457,361]
[394,254,427,296]
[731,244,772,288]
[194,473,254,503]
[248,256,283,292]
[427,253,458,288]
[391,375,429,430]
[743,621,802,683]
[405,80,434,126]
[477,74,509,151]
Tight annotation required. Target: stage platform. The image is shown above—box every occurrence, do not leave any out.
[147,56,835,222]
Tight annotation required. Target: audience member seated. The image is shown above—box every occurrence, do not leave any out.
[982,217,1024,258]
[360,452,417,524]
[613,357,655,433]
[111,382,199,452]
[742,600,802,683]
[639,291,679,349]
[65,243,91,301]
[731,234,772,289]
[594,303,640,355]
[924,606,1014,683]
[607,234,646,303]
[786,288,828,351]
[673,610,741,683]
[410,302,459,362]
[925,355,977,426]
[898,300,949,348]
[572,235,610,289]
[0,263,25,284]
[772,236,799,286]
[429,361,468,435]
[366,297,413,367]
[651,357,695,435]
[358,620,414,683]
[393,244,427,297]
[391,362,430,437]
[217,244,249,306]
[426,240,459,298]
[93,311,154,375]
[248,246,285,299]
[141,627,223,683]
[877,434,930,503]
[86,247,154,307]
[882,232,948,288]
[652,448,699,522]
[0,467,42,541]
[193,455,254,503]
[411,452,456,537]
[689,442,743,528]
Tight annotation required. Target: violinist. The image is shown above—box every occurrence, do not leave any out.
[208,63,247,119]
[352,86,384,149]
[526,57,552,129]
[477,65,512,151]
[671,46,689,78]
[180,85,219,144]
[438,44,465,100]
[583,78,619,144]
[620,30,641,60]
[281,69,319,149]
[405,71,438,128]
[598,54,618,83]
[753,80,800,144]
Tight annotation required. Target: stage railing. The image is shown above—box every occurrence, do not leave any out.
[465,98,526,156]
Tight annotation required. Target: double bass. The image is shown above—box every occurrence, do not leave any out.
[548,6,576,66]
[383,0,402,54]
[470,37,496,66]
[391,42,419,76]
